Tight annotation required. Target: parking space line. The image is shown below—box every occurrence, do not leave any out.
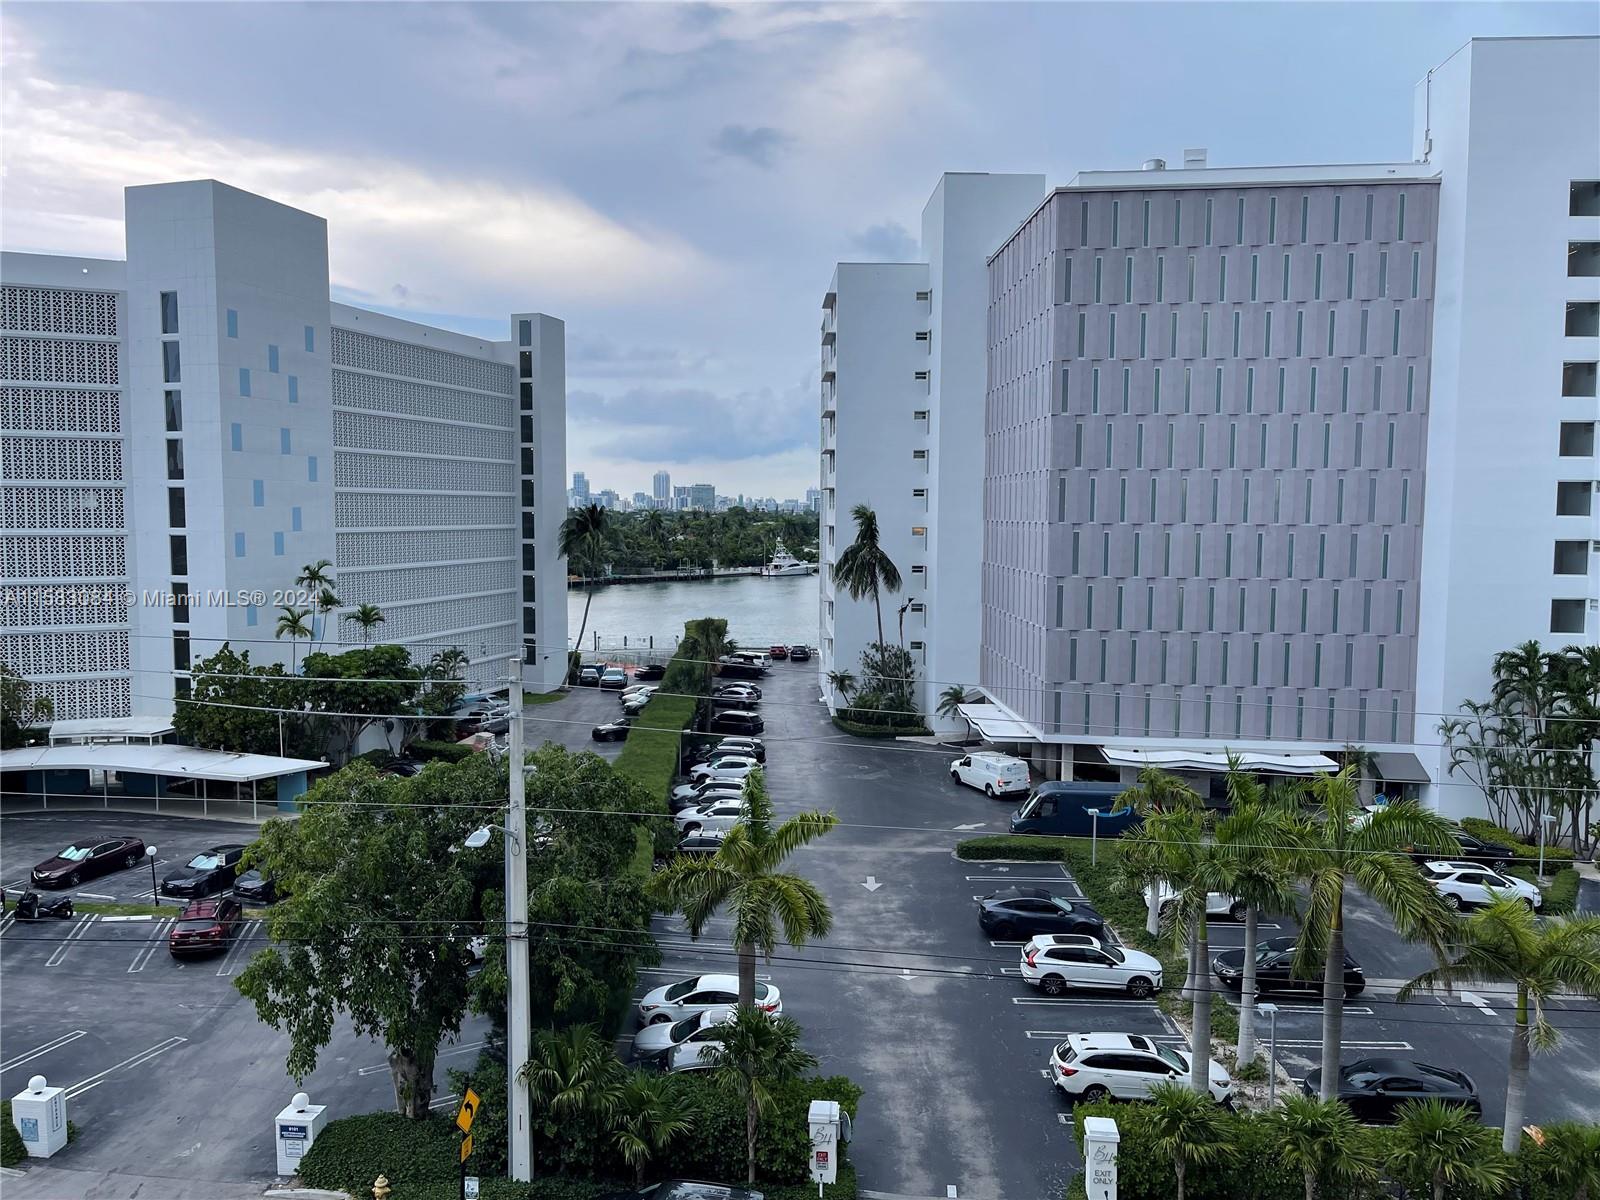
[1274,1040,1412,1050]
[45,915,97,967]
[1,1031,88,1073]
[356,1039,488,1077]
[73,892,116,901]
[0,914,14,936]
[965,875,1075,882]
[128,920,174,972]
[64,1037,187,1099]
[1011,996,1167,1007]
[1024,1030,1188,1040]
[428,1093,459,1110]
[215,921,260,977]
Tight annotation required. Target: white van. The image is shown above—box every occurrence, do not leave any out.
[949,751,1031,797]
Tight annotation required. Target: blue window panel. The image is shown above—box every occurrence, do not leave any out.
[273,531,285,557]
[252,479,265,507]
[246,604,258,627]
[230,423,243,451]
[280,428,291,455]
[307,455,318,482]
[304,325,315,352]
[234,532,246,558]
[287,375,298,404]
[239,368,251,397]
[291,505,303,532]
[227,309,238,338]
[268,344,280,373]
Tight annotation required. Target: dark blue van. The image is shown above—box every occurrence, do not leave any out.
[1009,781,1141,837]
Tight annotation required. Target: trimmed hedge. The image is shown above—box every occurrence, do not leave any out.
[830,715,932,738]
[412,739,474,764]
[956,834,1080,861]
[1545,866,1581,915]
[1,1101,25,1167]
[1459,818,1575,874]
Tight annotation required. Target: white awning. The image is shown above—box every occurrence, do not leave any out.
[47,716,176,743]
[0,743,325,783]
[956,703,1038,743]
[1100,746,1338,776]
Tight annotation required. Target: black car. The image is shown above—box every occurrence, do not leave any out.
[233,869,279,905]
[716,661,766,681]
[1409,829,1515,871]
[709,710,764,735]
[712,684,762,701]
[787,645,811,662]
[1212,936,1365,997]
[711,692,761,710]
[592,718,633,742]
[977,887,1105,939]
[30,835,147,888]
[674,832,727,859]
[160,844,248,899]
[635,663,667,682]
[601,1182,763,1200]
[1301,1058,1481,1123]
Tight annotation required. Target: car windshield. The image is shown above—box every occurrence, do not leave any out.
[669,1015,700,1040]
[663,978,699,1001]
[186,853,222,870]
[1154,1045,1187,1071]
[1051,898,1077,914]
[56,845,94,861]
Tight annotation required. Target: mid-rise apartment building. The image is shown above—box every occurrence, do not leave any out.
[1,179,568,724]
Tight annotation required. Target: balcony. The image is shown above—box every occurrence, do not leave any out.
[821,345,837,382]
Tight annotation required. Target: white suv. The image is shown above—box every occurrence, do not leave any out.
[1423,862,1541,911]
[1049,1033,1233,1104]
[1019,933,1163,999]
[674,798,746,835]
[690,755,759,783]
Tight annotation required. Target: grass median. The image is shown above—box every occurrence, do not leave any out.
[612,691,697,876]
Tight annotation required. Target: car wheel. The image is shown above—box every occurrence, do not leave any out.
[1443,892,1462,911]
[1127,976,1155,1000]
[984,783,995,797]
[66,871,80,887]
[1491,859,1509,873]
[950,771,961,784]
[1228,901,1249,922]
[1524,897,1538,912]
[994,924,1015,941]
[1080,1084,1109,1104]
[648,1013,672,1025]
[123,852,139,869]
[1345,982,1365,998]
[682,823,701,836]
[1040,974,1066,996]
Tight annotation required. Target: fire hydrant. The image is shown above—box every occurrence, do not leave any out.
[372,1175,392,1200]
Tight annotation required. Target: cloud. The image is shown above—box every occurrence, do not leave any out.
[567,335,718,381]
[710,124,795,168]
[568,379,816,463]
[0,28,718,311]
[850,219,919,262]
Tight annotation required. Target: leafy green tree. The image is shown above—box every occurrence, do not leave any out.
[834,504,901,649]
[298,644,427,765]
[611,1072,696,1186]
[1284,766,1458,1100]
[274,604,313,673]
[346,603,386,645]
[1398,897,1600,1152]
[519,1024,624,1175]
[0,664,53,748]
[1387,1097,1512,1200]
[704,1006,817,1185]
[1142,1080,1235,1200]
[851,642,919,724]
[653,767,836,1007]
[178,644,293,755]
[235,758,502,1116]
[1526,1121,1600,1200]
[1272,1093,1379,1200]
[561,503,614,652]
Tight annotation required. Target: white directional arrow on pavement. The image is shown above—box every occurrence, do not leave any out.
[953,823,986,831]
[862,876,883,892]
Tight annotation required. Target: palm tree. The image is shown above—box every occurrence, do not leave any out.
[610,1072,694,1186]
[1119,767,1202,939]
[834,504,902,649]
[1285,766,1458,1100]
[704,1006,817,1185]
[1530,1121,1600,1200]
[1272,1093,1379,1200]
[652,768,837,1007]
[313,586,341,653]
[936,685,977,737]
[1397,897,1600,1152]
[296,557,334,597]
[560,503,612,653]
[274,605,313,673]
[1142,1081,1235,1200]
[518,1024,622,1171]
[1387,1097,1512,1200]
[825,670,856,706]
[345,603,386,646]
[641,509,667,563]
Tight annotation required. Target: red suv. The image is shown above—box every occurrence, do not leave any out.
[768,645,789,660]
[168,897,243,957]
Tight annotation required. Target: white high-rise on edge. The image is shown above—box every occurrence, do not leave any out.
[1,179,569,724]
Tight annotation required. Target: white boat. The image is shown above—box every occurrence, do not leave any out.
[764,541,814,577]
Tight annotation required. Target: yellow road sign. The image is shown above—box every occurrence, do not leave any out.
[456,1088,481,1134]
[460,1132,474,1163]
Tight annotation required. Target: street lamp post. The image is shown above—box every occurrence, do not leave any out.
[1258,1002,1280,1104]
[503,658,531,1180]
[146,845,160,907]
[1085,808,1103,866]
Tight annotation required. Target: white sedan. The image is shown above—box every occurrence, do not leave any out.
[690,755,759,783]
[631,1005,735,1063]
[673,798,747,835]
[636,973,782,1025]
[1423,862,1541,911]
[1154,882,1249,922]
[1019,933,1164,998]
[671,776,747,803]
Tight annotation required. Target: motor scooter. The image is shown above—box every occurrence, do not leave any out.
[8,890,75,921]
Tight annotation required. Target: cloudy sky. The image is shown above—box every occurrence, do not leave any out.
[4,2,1594,500]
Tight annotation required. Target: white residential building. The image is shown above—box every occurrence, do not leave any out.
[1,179,568,724]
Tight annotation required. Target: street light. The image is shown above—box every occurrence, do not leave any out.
[1258,1002,1280,1104]
[146,845,160,907]
[1085,808,1103,866]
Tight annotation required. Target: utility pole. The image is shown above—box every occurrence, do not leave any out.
[505,656,531,1181]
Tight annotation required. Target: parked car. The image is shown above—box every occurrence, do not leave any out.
[579,666,602,686]
[690,755,759,783]
[713,736,765,762]
[232,869,279,905]
[709,710,764,735]
[1409,828,1516,871]
[1020,934,1163,998]
[949,751,1030,797]
[1301,1058,1482,1123]
[469,714,510,736]
[1422,862,1541,911]
[637,973,782,1024]
[664,1042,720,1074]
[1009,782,1139,838]
[600,667,628,690]
[1154,881,1250,923]
[30,835,147,888]
[716,660,766,681]
[592,718,633,742]
[768,645,789,660]
[667,831,728,860]
[632,1004,736,1064]
[160,844,248,898]
[670,785,745,814]
[168,897,244,957]
[671,775,747,804]
[621,682,656,699]
[674,799,747,836]
[977,887,1106,940]
[600,1181,763,1200]
[788,645,811,662]
[622,691,657,715]
[712,691,762,710]
[634,663,667,682]
[1212,936,1366,997]
[1049,1033,1233,1105]
[713,683,762,701]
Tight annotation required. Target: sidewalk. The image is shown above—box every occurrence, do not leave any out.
[0,1163,345,1200]
[1574,857,1600,914]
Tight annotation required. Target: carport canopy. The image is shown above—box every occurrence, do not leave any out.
[956,703,1037,742]
[1100,746,1338,776]
[2,743,324,782]
[1370,751,1431,783]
